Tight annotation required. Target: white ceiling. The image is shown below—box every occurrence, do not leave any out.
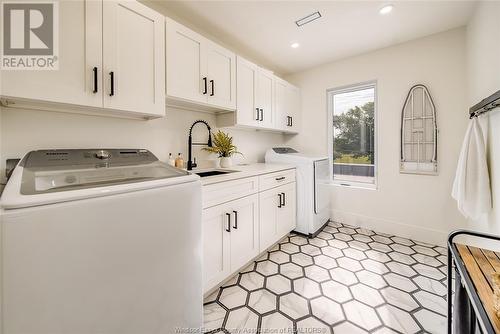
[156,1,477,75]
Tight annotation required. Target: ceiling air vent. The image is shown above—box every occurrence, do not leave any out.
[295,11,322,27]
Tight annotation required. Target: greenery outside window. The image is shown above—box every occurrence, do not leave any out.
[328,82,377,188]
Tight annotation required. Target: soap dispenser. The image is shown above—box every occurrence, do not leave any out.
[167,153,175,167]
[175,153,184,169]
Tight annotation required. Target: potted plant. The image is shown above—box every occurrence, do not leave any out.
[203,130,242,168]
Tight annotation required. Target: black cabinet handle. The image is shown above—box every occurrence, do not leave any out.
[92,67,98,93]
[225,213,231,232]
[290,116,293,126]
[233,210,238,229]
[275,176,285,181]
[202,77,208,95]
[255,108,260,121]
[278,193,282,208]
[109,71,114,96]
[281,192,286,206]
[259,108,264,121]
[210,79,214,96]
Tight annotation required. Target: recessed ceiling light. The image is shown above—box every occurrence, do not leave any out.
[291,42,300,49]
[379,4,393,15]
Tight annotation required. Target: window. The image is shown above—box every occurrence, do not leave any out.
[328,82,377,188]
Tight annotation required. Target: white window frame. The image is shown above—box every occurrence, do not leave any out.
[327,81,378,190]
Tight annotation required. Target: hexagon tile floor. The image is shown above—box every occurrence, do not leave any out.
[203,221,449,334]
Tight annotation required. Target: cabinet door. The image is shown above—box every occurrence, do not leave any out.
[256,70,274,128]
[236,57,259,127]
[259,188,280,252]
[287,85,301,132]
[274,79,288,130]
[203,203,231,293]
[1,0,102,107]
[103,1,165,116]
[206,41,236,110]
[165,18,206,104]
[229,194,259,271]
[277,183,297,236]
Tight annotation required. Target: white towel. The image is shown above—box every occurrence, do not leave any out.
[452,117,492,219]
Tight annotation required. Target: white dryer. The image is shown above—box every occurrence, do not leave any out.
[0,149,202,334]
[265,147,331,237]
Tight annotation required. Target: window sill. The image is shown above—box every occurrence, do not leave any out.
[331,181,377,190]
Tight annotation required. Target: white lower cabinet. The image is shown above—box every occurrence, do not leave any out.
[203,194,259,293]
[229,195,260,271]
[259,183,297,252]
[202,202,231,293]
[202,169,297,294]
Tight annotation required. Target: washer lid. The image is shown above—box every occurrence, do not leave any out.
[267,148,328,162]
[19,149,189,195]
[271,147,299,154]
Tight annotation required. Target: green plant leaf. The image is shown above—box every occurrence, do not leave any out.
[202,130,243,158]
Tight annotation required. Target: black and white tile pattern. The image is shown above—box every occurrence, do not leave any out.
[203,221,448,334]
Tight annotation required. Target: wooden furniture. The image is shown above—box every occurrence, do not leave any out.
[448,230,500,333]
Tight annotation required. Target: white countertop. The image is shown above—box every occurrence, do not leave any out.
[193,163,296,186]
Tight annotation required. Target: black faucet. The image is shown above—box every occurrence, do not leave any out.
[187,120,213,170]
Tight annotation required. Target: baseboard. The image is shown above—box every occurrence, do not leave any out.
[330,209,448,246]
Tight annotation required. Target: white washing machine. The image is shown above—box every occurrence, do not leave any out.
[0,149,202,334]
[265,147,331,237]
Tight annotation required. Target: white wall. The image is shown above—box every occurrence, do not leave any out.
[285,28,469,245]
[466,1,500,234]
[0,107,285,182]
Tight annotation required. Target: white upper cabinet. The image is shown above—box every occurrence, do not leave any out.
[287,84,301,132]
[166,18,236,111]
[1,0,102,108]
[206,41,236,109]
[256,70,274,128]
[275,78,288,130]
[220,57,300,133]
[235,57,259,127]
[0,0,165,119]
[232,57,274,129]
[103,1,165,116]
[165,18,206,104]
[275,78,300,133]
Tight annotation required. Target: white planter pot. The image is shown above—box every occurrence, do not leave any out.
[220,157,232,168]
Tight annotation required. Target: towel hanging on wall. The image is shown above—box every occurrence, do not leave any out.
[451,117,491,219]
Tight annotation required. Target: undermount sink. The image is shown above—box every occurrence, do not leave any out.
[194,169,238,178]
